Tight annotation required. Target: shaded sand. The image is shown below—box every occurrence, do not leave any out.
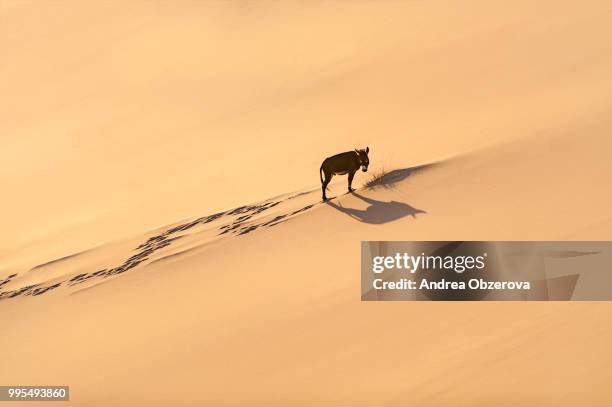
[2,0,612,406]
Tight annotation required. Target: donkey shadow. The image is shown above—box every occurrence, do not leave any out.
[326,192,425,224]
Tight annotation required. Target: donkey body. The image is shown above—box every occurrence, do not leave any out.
[320,147,370,201]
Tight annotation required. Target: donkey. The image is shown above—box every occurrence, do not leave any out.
[320,147,370,201]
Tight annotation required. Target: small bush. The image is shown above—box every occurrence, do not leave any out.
[364,167,390,189]
[363,163,434,190]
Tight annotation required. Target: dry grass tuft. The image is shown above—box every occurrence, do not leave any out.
[364,167,390,189]
[362,163,435,190]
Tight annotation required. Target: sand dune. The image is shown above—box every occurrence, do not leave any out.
[2,0,612,405]
[2,128,612,405]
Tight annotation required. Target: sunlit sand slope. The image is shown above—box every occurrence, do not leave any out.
[2,0,612,405]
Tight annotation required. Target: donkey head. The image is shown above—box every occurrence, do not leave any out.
[355,147,370,172]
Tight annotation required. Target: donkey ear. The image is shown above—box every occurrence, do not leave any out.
[366,146,369,154]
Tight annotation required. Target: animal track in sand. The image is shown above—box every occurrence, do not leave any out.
[0,198,316,301]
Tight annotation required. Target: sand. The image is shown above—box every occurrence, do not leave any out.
[1,1,612,405]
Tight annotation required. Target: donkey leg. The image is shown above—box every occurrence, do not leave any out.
[322,173,332,201]
[348,171,355,193]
